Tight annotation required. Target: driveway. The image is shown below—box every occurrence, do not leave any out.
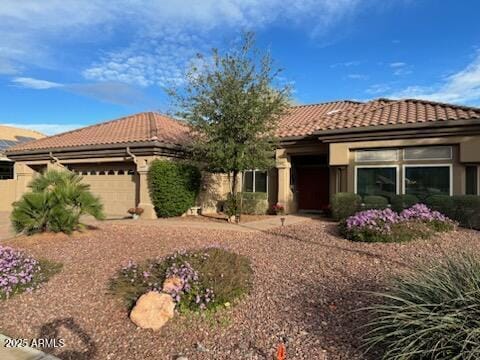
[0,211,13,241]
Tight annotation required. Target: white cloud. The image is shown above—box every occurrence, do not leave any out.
[366,83,391,95]
[389,53,480,105]
[0,0,389,87]
[3,123,84,135]
[10,77,153,106]
[12,77,63,89]
[390,62,406,68]
[347,73,368,80]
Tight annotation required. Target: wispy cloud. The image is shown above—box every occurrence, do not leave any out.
[331,60,361,68]
[389,52,480,105]
[389,61,412,76]
[347,73,368,80]
[10,77,153,106]
[3,123,84,135]
[12,77,63,89]
[0,0,392,89]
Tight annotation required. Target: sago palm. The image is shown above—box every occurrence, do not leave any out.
[11,170,105,234]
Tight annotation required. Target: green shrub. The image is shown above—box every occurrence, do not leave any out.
[364,252,480,359]
[240,192,268,215]
[331,192,361,221]
[426,195,480,229]
[425,195,454,217]
[109,248,253,312]
[390,194,419,213]
[11,170,104,235]
[224,193,240,217]
[362,195,389,210]
[451,195,480,229]
[148,160,201,217]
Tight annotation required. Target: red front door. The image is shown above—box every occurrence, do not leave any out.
[296,166,330,211]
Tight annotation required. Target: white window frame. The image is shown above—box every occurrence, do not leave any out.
[403,146,452,161]
[243,170,268,193]
[355,149,399,162]
[402,164,453,196]
[354,165,400,195]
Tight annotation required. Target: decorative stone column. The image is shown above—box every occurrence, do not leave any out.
[136,157,157,219]
[275,149,295,214]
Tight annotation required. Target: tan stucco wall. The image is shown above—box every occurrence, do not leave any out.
[0,180,16,211]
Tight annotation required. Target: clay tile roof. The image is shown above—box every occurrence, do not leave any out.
[322,98,480,132]
[7,112,191,152]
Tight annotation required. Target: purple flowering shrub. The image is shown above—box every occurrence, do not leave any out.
[0,246,62,299]
[340,204,455,243]
[110,247,252,313]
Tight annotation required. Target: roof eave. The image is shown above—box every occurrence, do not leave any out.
[316,119,480,142]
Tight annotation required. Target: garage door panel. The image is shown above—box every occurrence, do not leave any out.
[69,165,137,217]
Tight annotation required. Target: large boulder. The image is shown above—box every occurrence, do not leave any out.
[130,291,175,330]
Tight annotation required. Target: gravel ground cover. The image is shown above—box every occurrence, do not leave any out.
[0,219,479,359]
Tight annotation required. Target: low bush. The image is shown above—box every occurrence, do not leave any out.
[451,195,480,229]
[364,252,480,359]
[0,246,62,299]
[390,194,419,213]
[148,160,202,217]
[331,192,361,221]
[426,195,480,229]
[224,193,240,217]
[110,247,253,312]
[340,204,455,243]
[11,170,104,235]
[362,195,389,210]
[425,195,454,217]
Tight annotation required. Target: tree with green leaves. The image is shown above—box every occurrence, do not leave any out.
[11,170,105,235]
[169,33,291,213]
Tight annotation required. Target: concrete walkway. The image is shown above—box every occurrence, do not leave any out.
[0,334,59,360]
[86,214,317,233]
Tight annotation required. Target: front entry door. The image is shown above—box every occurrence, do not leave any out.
[296,166,330,211]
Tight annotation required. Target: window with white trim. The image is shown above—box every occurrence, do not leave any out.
[404,165,451,200]
[356,166,398,199]
[355,149,399,162]
[404,146,452,160]
[243,170,267,193]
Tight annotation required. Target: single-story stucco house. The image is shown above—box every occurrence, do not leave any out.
[0,125,44,211]
[3,98,480,218]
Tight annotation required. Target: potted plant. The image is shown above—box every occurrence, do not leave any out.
[272,203,286,226]
[128,207,144,220]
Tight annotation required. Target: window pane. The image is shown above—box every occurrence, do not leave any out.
[254,171,267,193]
[357,167,397,199]
[356,149,398,162]
[405,166,450,200]
[244,171,254,192]
[404,146,452,160]
[0,161,13,180]
[466,166,478,195]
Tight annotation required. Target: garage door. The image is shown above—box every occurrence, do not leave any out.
[69,164,138,217]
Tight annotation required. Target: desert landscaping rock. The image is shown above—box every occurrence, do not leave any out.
[0,218,479,359]
[129,291,175,330]
[162,276,184,293]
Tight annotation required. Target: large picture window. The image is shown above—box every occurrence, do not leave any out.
[243,170,267,193]
[356,166,397,199]
[404,165,451,200]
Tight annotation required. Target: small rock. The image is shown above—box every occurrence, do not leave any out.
[176,357,188,360]
[129,291,175,330]
[196,342,208,352]
[162,276,184,293]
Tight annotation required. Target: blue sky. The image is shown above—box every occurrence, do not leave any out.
[1,0,480,134]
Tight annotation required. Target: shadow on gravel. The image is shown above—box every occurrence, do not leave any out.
[38,317,97,360]
[290,276,384,360]
[265,221,410,269]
